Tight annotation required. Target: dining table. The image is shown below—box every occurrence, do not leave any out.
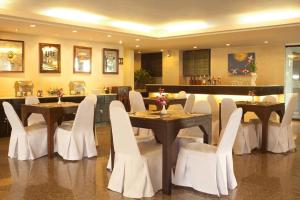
[143,97,187,110]
[21,102,79,158]
[235,101,285,152]
[110,110,212,195]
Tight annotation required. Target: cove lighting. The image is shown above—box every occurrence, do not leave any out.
[41,8,107,24]
[162,21,209,33]
[239,9,300,24]
[111,21,154,33]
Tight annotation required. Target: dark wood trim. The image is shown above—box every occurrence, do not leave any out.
[0,39,24,73]
[39,43,61,73]
[103,48,119,74]
[146,84,284,96]
[73,45,92,74]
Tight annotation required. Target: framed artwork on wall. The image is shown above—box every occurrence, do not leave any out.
[73,46,92,73]
[228,52,255,75]
[39,43,61,73]
[0,39,24,72]
[103,48,119,74]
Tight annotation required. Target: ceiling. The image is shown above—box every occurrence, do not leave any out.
[0,0,300,51]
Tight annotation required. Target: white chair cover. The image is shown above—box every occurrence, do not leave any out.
[220,98,258,154]
[3,102,48,160]
[207,95,220,144]
[256,94,297,153]
[173,108,242,196]
[108,107,162,198]
[54,99,97,160]
[178,91,187,98]
[25,96,45,126]
[183,94,195,113]
[168,91,188,111]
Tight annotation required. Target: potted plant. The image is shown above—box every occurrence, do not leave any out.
[248,55,257,86]
[134,68,153,89]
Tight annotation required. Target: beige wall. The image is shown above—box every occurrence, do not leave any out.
[0,32,129,97]
[123,48,135,88]
[162,49,182,84]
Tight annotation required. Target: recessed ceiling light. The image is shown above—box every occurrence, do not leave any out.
[135,45,140,48]
[119,40,123,44]
[15,28,18,32]
[160,49,164,52]
[138,51,142,54]
[193,46,198,49]
[226,43,231,46]
[135,38,140,41]
[72,30,77,33]
[264,40,269,44]
[107,34,112,38]
[29,24,36,28]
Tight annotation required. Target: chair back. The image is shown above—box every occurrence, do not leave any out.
[282,93,298,127]
[207,95,219,118]
[129,91,146,112]
[110,107,140,156]
[72,99,94,134]
[25,96,40,105]
[84,94,97,107]
[263,95,277,103]
[183,94,195,113]
[221,98,237,129]
[192,100,211,114]
[110,100,126,110]
[2,102,25,134]
[177,91,187,98]
[217,108,242,153]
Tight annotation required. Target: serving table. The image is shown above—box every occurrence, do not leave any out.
[21,102,79,158]
[235,101,285,152]
[110,110,212,194]
[143,97,186,110]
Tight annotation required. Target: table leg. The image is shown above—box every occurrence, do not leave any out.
[258,112,271,152]
[199,116,212,144]
[43,112,55,158]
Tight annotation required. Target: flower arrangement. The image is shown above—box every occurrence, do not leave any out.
[247,55,257,73]
[57,88,64,98]
[104,86,110,94]
[156,88,168,114]
[248,90,256,102]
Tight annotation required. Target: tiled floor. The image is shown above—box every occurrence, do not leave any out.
[0,124,300,200]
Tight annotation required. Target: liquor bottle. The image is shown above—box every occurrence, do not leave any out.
[202,75,206,85]
[207,76,212,85]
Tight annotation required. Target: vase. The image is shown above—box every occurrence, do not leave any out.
[58,97,62,104]
[161,105,167,115]
[250,72,257,86]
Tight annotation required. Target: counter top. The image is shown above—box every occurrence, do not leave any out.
[0,93,117,100]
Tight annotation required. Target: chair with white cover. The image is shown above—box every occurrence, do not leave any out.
[129,90,154,142]
[3,102,48,160]
[54,99,97,160]
[183,94,195,113]
[220,98,258,154]
[173,108,242,196]
[207,95,220,144]
[108,106,162,198]
[256,94,298,153]
[167,91,187,111]
[25,96,45,126]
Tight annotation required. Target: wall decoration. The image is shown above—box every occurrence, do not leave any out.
[0,39,24,72]
[39,43,61,73]
[118,58,123,65]
[103,48,119,74]
[73,46,92,73]
[228,52,255,75]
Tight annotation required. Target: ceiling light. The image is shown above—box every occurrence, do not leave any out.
[264,40,269,44]
[162,21,209,33]
[135,38,140,41]
[193,46,198,49]
[226,43,231,46]
[119,40,123,44]
[138,51,142,54]
[29,24,36,28]
[41,8,107,24]
[72,30,77,33]
[135,45,140,48]
[160,49,164,52]
[239,9,300,24]
[15,28,18,32]
[111,21,153,33]
[107,35,112,38]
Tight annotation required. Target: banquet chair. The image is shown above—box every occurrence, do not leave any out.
[54,99,97,160]
[219,98,258,154]
[129,91,154,142]
[108,106,162,198]
[207,95,220,145]
[173,108,242,196]
[167,90,188,111]
[3,102,48,160]
[256,93,298,153]
[25,96,45,126]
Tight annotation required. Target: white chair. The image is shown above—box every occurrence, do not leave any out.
[256,94,298,153]
[219,98,258,155]
[173,108,242,196]
[108,107,162,198]
[207,95,220,145]
[25,96,45,126]
[54,99,97,160]
[178,91,187,98]
[183,94,195,113]
[3,102,48,160]
[167,91,188,111]
[129,90,154,142]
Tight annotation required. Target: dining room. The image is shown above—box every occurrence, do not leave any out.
[1,0,300,200]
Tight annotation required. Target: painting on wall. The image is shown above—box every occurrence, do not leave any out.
[0,39,24,72]
[103,48,119,74]
[73,46,92,73]
[228,52,255,75]
[39,43,61,73]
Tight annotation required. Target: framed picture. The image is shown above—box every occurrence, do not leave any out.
[39,43,61,73]
[228,52,255,75]
[103,48,119,74]
[0,39,24,72]
[73,46,92,73]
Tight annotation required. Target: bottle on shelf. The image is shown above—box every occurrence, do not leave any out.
[202,75,206,85]
[207,75,212,85]
[217,76,221,85]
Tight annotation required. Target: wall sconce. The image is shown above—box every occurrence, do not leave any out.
[166,50,172,57]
